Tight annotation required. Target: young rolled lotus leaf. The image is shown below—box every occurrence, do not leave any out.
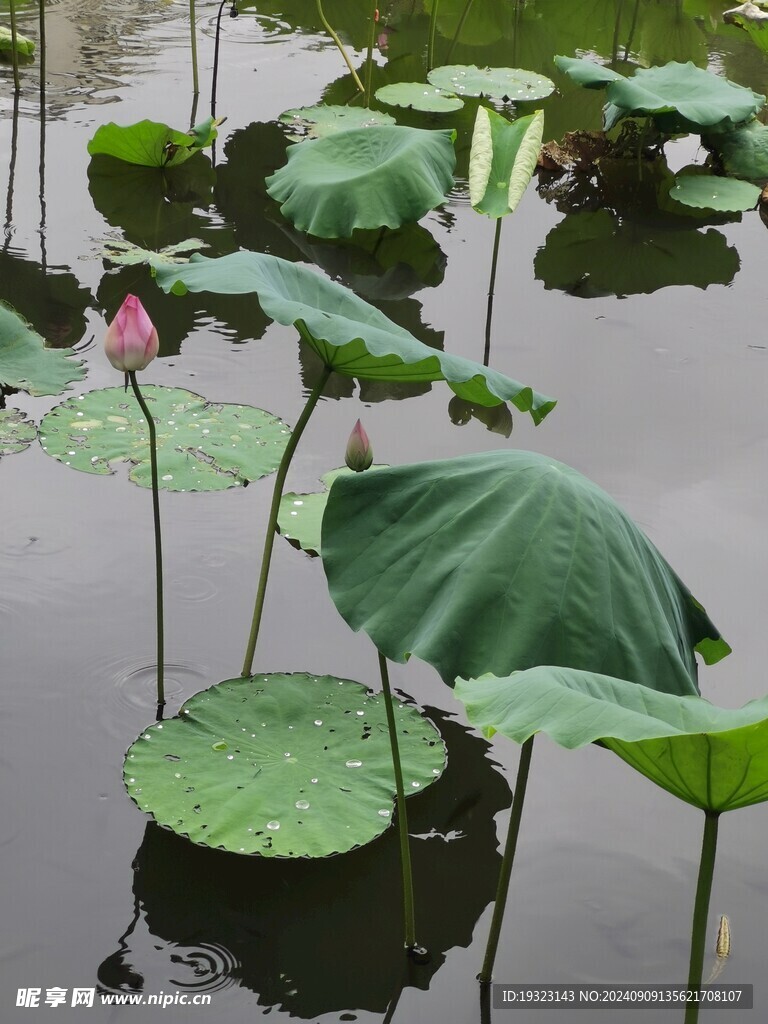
[278,104,395,141]
[0,302,86,397]
[321,450,729,694]
[0,408,36,457]
[428,64,555,102]
[124,672,446,858]
[265,125,457,238]
[374,82,464,113]
[39,386,290,491]
[0,24,35,55]
[470,108,544,217]
[87,117,220,168]
[669,174,760,213]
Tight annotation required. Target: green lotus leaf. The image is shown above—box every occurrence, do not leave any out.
[428,64,555,102]
[0,25,35,55]
[553,55,623,89]
[724,3,768,55]
[705,119,768,181]
[98,238,209,270]
[87,117,219,168]
[455,667,768,812]
[374,83,464,113]
[469,108,544,217]
[38,386,290,491]
[0,302,86,397]
[265,126,456,238]
[124,672,446,857]
[669,174,760,212]
[0,409,36,456]
[321,450,729,693]
[154,252,556,423]
[278,104,395,141]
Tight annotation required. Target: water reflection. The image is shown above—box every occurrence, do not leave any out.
[0,250,93,348]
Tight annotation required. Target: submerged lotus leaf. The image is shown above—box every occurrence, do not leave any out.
[321,451,729,694]
[87,117,219,168]
[455,667,768,812]
[265,126,456,238]
[278,104,395,140]
[154,252,556,423]
[669,174,760,212]
[428,64,555,102]
[375,83,464,113]
[469,108,544,217]
[706,120,768,181]
[0,409,36,456]
[98,238,209,270]
[38,386,290,491]
[0,25,35,55]
[124,673,446,858]
[0,302,86,397]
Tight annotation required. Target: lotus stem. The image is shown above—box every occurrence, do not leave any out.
[211,0,229,121]
[316,0,365,94]
[378,651,418,953]
[3,93,19,255]
[364,0,377,107]
[479,735,534,984]
[189,0,200,96]
[623,0,640,61]
[128,372,165,713]
[483,218,503,366]
[611,0,625,65]
[684,811,720,1024]
[427,0,439,72]
[39,0,46,92]
[241,366,332,677]
[9,0,21,93]
[445,0,474,64]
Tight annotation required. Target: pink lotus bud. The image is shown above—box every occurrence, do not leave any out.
[104,295,159,373]
[345,419,373,472]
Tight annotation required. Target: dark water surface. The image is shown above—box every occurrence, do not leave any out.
[2,1,768,1021]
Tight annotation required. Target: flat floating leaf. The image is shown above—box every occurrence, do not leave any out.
[321,450,729,693]
[154,251,556,423]
[0,409,36,456]
[38,386,290,491]
[469,108,544,217]
[278,104,395,140]
[456,667,768,812]
[428,64,555,102]
[98,238,209,270]
[670,174,760,212]
[124,672,446,857]
[265,125,457,238]
[87,117,219,168]
[0,25,35,56]
[375,83,464,113]
[0,302,86,397]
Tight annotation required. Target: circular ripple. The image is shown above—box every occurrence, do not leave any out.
[168,574,219,604]
[167,941,240,993]
[92,654,209,735]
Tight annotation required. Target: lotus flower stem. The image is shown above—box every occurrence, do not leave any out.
[241,366,332,677]
[128,372,165,711]
[479,735,534,984]
[189,0,200,96]
[445,0,475,64]
[427,0,439,72]
[39,0,46,93]
[364,0,377,107]
[9,0,21,93]
[483,218,503,366]
[316,0,365,94]
[378,651,418,953]
[684,811,720,1024]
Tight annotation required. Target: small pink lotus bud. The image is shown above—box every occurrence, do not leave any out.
[104,295,159,373]
[345,419,373,472]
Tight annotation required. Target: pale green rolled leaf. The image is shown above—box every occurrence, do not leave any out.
[469,108,544,217]
[0,25,35,55]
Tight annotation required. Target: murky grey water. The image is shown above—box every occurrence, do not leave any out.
[2,0,768,1021]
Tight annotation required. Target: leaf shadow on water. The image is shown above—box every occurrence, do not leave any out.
[97,710,513,1016]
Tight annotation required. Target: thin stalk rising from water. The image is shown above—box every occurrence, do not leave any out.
[128,372,165,714]
[364,0,377,107]
[241,366,332,677]
[9,0,21,92]
[445,0,475,64]
[317,0,365,93]
[483,218,503,366]
[479,735,534,984]
[189,0,200,95]
[684,811,720,1024]
[427,0,439,72]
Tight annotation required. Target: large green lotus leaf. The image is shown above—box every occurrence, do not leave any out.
[321,451,729,694]
[0,302,86,397]
[87,117,219,168]
[374,83,464,113]
[706,120,768,181]
[154,252,556,423]
[553,55,623,89]
[0,25,35,55]
[427,65,555,102]
[265,126,456,238]
[669,174,760,212]
[469,108,544,217]
[38,386,290,491]
[278,104,396,141]
[124,673,446,857]
[98,238,209,271]
[455,667,768,812]
[0,409,36,456]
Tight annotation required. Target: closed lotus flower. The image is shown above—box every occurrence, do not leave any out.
[345,419,373,472]
[104,294,159,372]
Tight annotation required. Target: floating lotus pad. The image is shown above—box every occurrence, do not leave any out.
[154,252,556,423]
[0,409,36,457]
[469,108,544,217]
[428,64,555,101]
[98,238,209,270]
[278,104,396,140]
[265,125,456,238]
[375,83,464,113]
[670,174,760,212]
[0,302,86,397]
[124,673,446,857]
[321,450,729,693]
[39,386,290,491]
[87,117,220,168]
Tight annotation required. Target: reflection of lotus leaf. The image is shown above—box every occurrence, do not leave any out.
[124,673,445,857]
[534,209,739,296]
[0,302,86,397]
[0,409,36,457]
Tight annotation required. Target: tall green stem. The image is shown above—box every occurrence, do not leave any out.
[39,0,46,92]
[378,651,418,952]
[684,811,720,1024]
[189,0,199,95]
[317,0,364,93]
[128,372,165,711]
[427,0,439,72]
[364,0,377,106]
[483,218,503,367]
[479,736,534,984]
[241,366,332,677]
[445,0,474,64]
[9,0,21,93]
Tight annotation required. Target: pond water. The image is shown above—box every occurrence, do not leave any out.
[2,0,768,1021]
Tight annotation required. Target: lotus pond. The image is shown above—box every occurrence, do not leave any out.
[3,0,768,1021]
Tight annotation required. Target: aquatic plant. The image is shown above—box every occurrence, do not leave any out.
[87,117,220,168]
